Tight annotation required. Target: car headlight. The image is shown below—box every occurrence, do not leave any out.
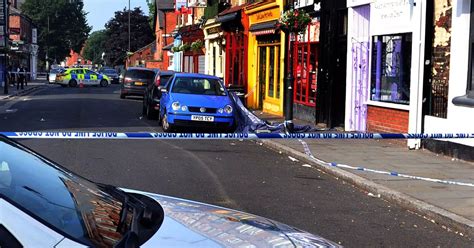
[181,106,188,111]
[224,105,233,114]
[217,108,224,114]
[172,102,180,111]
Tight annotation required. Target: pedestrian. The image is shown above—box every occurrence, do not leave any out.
[7,65,14,86]
[17,64,25,90]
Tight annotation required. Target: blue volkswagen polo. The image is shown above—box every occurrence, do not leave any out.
[159,73,235,132]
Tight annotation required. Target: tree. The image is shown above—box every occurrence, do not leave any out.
[146,0,156,30]
[21,0,91,65]
[103,7,154,66]
[83,30,107,65]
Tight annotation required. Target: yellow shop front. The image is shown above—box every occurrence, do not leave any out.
[245,1,285,116]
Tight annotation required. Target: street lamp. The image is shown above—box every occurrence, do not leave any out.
[283,0,296,133]
[128,0,131,53]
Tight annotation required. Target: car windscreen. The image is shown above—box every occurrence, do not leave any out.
[126,69,155,80]
[171,77,226,96]
[0,138,133,247]
[160,75,173,86]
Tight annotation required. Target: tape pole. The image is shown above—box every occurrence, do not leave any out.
[2,132,474,140]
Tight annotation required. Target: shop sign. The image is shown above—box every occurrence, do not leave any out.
[347,0,372,7]
[207,27,221,35]
[250,8,280,23]
[0,0,6,48]
[32,28,37,44]
[187,0,206,8]
[371,0,414,35]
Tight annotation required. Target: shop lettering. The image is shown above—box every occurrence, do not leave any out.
[256,11,273,21]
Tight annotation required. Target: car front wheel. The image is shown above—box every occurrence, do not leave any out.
[100,80,108,87]
[161,114,173,132]
[69,80,77,87]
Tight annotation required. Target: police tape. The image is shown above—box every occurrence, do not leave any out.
[298,139,474,188]
[1,131,474,139]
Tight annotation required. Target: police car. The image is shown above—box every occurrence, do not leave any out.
[55,68,111,87]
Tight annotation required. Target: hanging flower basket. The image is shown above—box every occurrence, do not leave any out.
[278,9,311,34]
[180,43,191,52]
[191,40,204,52]
[171,46,181,53]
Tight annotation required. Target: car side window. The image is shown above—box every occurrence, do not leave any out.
[0,225,22,248]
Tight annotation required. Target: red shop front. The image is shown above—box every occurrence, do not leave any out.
[217,4,249,90]
[293,21,320,108]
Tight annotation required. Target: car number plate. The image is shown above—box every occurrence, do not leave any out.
[135,81,144,86]
[191,115,214,122]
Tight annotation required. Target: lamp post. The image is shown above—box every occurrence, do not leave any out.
[128,0,131,53]
[283,0,295,132]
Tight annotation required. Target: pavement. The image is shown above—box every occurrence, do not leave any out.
[254,111,474,238]
[0,80,48,100]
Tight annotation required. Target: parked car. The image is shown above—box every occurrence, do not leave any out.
[0,136,340,247]
[143,70,175,120]
[120,67,158,99]
[48,68,64,84]
[100,68,120,84]
[159,73,236,132]
[55,68,110,87]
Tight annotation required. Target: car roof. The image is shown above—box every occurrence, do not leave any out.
[127,67,157,72]
[174,73,220,80]
[160,70,175,76]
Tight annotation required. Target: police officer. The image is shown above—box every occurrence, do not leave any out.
[17,64,26,90]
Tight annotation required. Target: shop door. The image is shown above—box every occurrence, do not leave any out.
[350,5,370,131]
[257,46,267,109]
[257,45,281,110]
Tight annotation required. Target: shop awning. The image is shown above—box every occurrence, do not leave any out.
[249,20,279,35]
[216,12,238,23]
[162,43,173,51]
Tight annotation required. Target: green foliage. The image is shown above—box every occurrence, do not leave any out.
[103,7,154,66]
[83,30,107,64]
[21,0,91,65]
[279,9,311,34]
[190,40,203,52]
[146,0,156,30]
[180,43,191,52]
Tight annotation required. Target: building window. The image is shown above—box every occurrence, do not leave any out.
[452,2,474,106]
[370,33,412,105]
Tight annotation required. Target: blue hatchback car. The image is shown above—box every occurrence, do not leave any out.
[159,73,235,132]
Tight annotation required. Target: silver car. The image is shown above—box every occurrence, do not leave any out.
[0,136,341,248]
[48,68,64,84]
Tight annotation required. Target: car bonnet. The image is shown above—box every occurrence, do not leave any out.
[123,189,341,248]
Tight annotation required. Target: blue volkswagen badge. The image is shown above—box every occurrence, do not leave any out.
[200,107,206,113]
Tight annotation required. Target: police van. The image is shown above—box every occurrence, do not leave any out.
[55,68,111,87]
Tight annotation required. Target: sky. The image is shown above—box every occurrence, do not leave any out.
[84,0,150,32]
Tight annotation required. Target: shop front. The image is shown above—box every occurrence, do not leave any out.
[203,19,225,78]
[293,17,320,122]
[245,1,285,116]
[345,0,425,149]
[217,4,249,89]
[178,24,205,74]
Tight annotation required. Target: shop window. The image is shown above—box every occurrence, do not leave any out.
[226,32,246,87]
[370,33,412,105]
[293,21,319,107]
[453,2,474,106]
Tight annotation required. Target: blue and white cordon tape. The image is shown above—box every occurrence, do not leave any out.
[297,139,474,188]
[1,131,474,140]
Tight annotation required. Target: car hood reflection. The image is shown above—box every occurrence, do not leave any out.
[124,189,341,248]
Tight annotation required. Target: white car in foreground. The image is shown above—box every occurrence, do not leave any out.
[0,136,340,248]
